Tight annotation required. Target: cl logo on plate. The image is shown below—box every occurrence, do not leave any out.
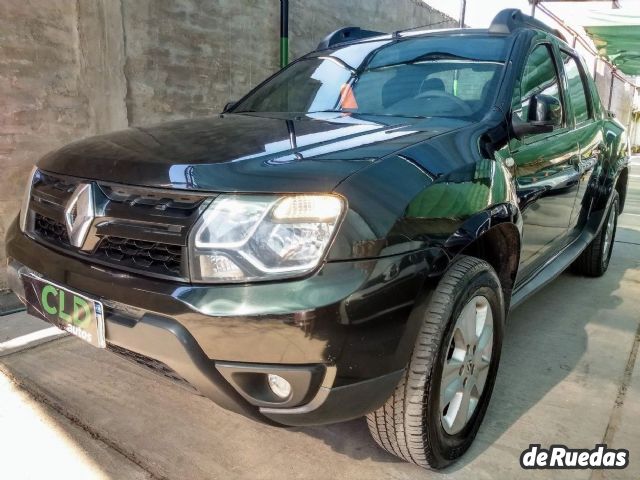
[64,183,95,249]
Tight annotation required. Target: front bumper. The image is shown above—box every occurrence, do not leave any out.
[6,219,430,425]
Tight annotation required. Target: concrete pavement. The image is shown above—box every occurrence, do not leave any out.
[1,159,639,479]
[0,371,150,479]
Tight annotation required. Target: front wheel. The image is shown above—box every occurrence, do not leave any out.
[366,256,505,469]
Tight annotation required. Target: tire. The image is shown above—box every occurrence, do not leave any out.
[366,255,505,469]
[572,193,619,277]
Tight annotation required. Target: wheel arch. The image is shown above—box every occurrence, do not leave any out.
[382,206,521,391]
[420,202,522,312]
[457,222,521,310]
[615,166,629,214]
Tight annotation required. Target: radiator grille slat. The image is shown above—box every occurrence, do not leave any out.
[35,213,69,245]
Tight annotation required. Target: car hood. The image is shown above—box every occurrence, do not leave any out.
[38,112,469,192]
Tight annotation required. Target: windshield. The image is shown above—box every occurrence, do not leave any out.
[233,35,508,120]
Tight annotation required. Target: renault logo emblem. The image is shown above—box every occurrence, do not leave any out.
[64,183,95,249]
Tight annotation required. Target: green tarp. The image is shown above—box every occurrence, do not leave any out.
[582,11,640,75]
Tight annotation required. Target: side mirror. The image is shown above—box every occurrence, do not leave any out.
[222,100,237,113]
[512,94,561,139]
[529,94,562,125]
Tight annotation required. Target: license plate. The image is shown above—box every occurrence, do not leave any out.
[22,274,106,348]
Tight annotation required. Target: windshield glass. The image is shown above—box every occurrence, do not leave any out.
[233,35,508,120]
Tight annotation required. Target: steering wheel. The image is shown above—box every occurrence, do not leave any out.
[415,90,473,116]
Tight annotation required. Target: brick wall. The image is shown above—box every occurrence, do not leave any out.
[0,0,454,288]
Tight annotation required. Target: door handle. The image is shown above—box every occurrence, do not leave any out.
[517,185,552,210]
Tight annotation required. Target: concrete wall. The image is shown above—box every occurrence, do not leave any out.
[1,0,126,291]
[594,60,634,130]
[289,0,457,61]
[120,0,281,125]
[0,0,454,289]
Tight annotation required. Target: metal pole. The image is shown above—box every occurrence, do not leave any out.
[593,56,599,78]
[280,0,289,68]
[531,0,538,18]
[459,0,466,28]
[626,92,634,157]
[608,70,615,111]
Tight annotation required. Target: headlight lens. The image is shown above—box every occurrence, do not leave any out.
[19,166,38,233]
[190,194,344,282]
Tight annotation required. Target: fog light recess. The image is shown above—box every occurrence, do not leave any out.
[267,374,292,399]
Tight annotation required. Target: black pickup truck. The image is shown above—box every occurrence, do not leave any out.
[5,9,629,469]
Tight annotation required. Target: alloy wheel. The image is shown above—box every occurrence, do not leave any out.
[440,295,494,435]
[602,206,616,261]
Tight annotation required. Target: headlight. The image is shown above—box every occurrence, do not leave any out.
[19,166,38,233]
[189,194,344,282]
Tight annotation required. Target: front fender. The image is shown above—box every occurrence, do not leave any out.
[331,155,520,266]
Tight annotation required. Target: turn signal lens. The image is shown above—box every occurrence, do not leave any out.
[197,254,245,281]
[272,195,343,221]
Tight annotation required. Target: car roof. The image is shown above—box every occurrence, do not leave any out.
[315,9,568,52]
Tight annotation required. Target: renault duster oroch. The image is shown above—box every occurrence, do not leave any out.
[6,9,629,469]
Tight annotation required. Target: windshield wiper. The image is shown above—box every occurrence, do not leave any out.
[367,52,479,70]
[309,110,427,119]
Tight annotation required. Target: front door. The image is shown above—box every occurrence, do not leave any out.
[510,42,581,283]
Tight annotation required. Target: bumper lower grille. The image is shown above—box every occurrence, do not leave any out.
[107,343,198,393]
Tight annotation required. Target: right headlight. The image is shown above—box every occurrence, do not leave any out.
[189,194,344,282]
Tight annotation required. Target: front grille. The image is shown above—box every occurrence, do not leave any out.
[107,343,198,393]
[96,237,182,276]
[34,213,69,245]
[26,171,210,281]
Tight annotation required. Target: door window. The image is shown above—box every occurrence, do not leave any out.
[560,52,592,124]
[515,44,563,128]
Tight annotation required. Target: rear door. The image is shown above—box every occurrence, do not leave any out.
[558,50,604,237]
[510,40,582,282]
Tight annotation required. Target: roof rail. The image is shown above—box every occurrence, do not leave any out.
[489,8,567,43]
[316,27,386,50]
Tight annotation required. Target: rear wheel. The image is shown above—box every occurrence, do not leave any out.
[366,256,505,469]
[572,193,618,277]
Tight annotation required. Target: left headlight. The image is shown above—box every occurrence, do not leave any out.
[19,166,38,233]
[189,194,345,282]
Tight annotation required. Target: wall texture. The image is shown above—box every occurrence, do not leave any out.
[289,0,457,61]
[120,0,282,125]
[0,0,454,288]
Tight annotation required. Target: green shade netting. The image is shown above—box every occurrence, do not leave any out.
[583,11,640,75]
